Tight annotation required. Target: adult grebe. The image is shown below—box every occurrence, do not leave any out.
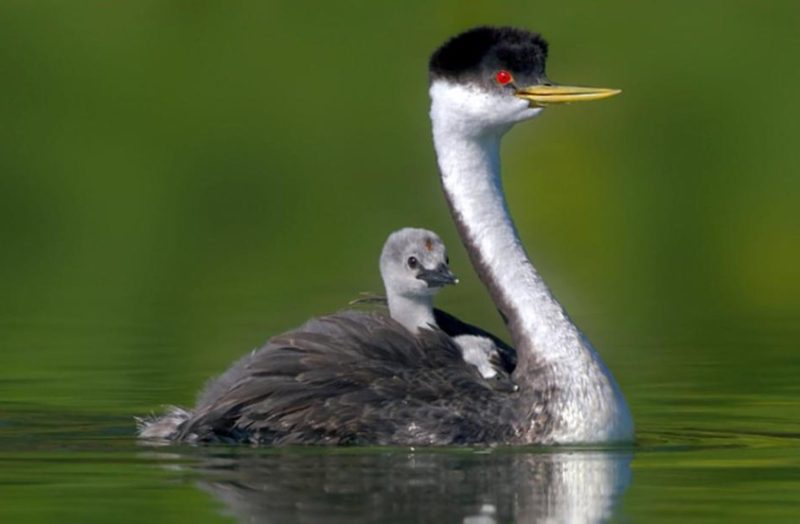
[138,26,633,445]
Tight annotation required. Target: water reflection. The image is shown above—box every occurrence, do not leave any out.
[176,449,631,523]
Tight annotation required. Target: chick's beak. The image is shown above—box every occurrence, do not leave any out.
[416,264,459,288]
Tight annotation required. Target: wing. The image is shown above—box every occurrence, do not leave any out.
[349,295,517,375]
[433,308,517,374]
[176,310,518,445]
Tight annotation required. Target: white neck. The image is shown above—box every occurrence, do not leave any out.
[429,80,633,443]
[386,291,436,334]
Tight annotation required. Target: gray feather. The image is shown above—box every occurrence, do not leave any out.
[165,311,519,445]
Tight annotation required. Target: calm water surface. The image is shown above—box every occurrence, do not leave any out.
[2,2,799,522]
[1,302,798,523]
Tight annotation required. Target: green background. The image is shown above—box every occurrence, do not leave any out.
[0,1,798,522]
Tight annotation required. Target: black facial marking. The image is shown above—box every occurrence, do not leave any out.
[429,26,549,85]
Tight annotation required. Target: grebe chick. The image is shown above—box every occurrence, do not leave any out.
[380,228,517,391]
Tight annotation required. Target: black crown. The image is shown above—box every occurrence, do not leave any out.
[429,26,549,83]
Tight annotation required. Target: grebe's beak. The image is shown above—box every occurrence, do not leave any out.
[416,264,459,288]
[515,84,621,107]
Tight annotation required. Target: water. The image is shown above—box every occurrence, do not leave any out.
[1,305,798,523]
[2,2,799,522]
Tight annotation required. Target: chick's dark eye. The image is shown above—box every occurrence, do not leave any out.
[445,255,450,265]
[407,256,418,269]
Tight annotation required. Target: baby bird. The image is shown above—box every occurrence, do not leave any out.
[379,228,517,392]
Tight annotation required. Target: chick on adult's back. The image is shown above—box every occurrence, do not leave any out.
[379,227,516,391]
[139,26,633,445]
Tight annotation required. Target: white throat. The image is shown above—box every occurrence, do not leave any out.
[386,291,436,334]
[429,79,633,443]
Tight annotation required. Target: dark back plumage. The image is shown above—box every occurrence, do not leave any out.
[349,294,517,385]
[432,307,517,374]
[174,311,519,445]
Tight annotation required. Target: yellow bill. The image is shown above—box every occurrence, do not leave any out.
[515,85,621,106]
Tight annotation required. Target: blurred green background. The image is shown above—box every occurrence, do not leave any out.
[0,0,798,420]
[1,2,799,522]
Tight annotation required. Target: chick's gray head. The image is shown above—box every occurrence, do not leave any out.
[380,228,457,298]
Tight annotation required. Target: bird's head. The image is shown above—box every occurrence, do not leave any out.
[380,228,458,299]
[429,26,619,135]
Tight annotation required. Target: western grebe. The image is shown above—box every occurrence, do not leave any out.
[138,26,633,445]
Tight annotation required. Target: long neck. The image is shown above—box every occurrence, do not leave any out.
[386,291,435,334]
[432,122,570,376]
[430,88,632,443]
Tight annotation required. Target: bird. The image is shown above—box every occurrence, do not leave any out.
[138,25,633,446]
[378,227,460,336]
[378,227,517,391]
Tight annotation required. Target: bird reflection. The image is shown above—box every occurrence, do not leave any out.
[166,449,631,523]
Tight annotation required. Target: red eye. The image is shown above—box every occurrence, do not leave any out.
[495,70,513,85]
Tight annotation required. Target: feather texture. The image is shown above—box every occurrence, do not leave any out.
[160,311,521,445]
